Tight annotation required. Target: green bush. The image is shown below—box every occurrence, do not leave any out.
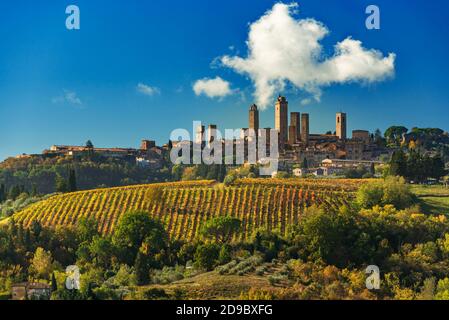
[357,177,415,210]
[223,174,237,186]
[194,243,220,271]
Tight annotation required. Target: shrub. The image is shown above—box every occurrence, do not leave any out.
[144,288,169,300]
[151,266,185,284]
[223,174,237,186]
[357,177,415,210]
[194,243,220,271]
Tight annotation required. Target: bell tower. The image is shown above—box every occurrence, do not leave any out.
[336,112,347,140]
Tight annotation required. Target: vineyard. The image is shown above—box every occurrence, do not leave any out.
[12,179,372,241]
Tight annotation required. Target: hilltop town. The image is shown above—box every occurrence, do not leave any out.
[10,95,449,179]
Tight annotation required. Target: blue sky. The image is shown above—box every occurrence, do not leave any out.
[0,0,448,160]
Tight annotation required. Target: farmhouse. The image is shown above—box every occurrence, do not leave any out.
[11,282,51,300]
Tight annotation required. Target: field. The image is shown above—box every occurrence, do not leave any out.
[411,184,449,215]
[11,179,370,240]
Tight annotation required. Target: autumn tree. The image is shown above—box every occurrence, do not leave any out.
[30,247,54,280]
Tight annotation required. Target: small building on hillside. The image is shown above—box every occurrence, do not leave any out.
[11,282,51,300]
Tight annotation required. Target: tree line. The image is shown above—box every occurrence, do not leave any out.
[389,149,447,183]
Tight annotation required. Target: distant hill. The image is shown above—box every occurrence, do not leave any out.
[0,155,170,194]
[11,179,369,240]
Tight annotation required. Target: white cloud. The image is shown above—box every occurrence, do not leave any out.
[137,83,160,96]
[193,76,233,99]
[220,3,396,109]
[52,89,82,106]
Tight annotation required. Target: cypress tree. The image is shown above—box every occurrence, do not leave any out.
[55,174,68,193]
[51,272,58,292]
[389,150,407,178]
[31,184,38,197]
[8,185,20,200]
[0,184,6,202]
[68,169,77,192]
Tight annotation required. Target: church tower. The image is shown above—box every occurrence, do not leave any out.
[275,96,288,146]
[249,104,259,133]
[336,112,347,140]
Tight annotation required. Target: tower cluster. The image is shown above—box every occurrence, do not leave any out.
[250,95,347,150]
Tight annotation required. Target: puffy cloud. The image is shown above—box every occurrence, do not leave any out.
[137,83,160,96]
[220,3,396,109]
[52,89,82,106]
[193,76,233,99]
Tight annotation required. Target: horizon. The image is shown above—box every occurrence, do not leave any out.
[1,0,449,161]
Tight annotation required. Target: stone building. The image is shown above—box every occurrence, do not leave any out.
[336,112,347,140]
[12,282,51,300]
[290,112,300,142]
[275,96,289,147]
[301,113,310,146]
[249,104,259,133]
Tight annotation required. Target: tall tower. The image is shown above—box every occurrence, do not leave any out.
[249,104,259,133]
[288,126,297,145]
[275,96,288,146]
[290,112,300,142]
[336,112,347,140]
[301,113,309,146]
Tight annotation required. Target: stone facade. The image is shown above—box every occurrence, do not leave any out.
[275,96,288,146]
[249,104,259,133]
[336,112,347,140]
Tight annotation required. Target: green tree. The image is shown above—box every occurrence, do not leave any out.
[55,174,68,193]
[0,184,6,202]
[389,150,407,178]
[30,247,54,280]
[68,169,77,192]
[89,236,115,269]
[171,164,184,181]
[31,183,38,197]
[384,126,408,145]
[112,211,168,265]
[357,177,415,210]
[430,156,447,180]
[51,272,58,292]
[194,243,220,271]
[435,278,449,300]
[374,129,386,148]
[134,251,150,285]
[8,185,21,200]
[200,216,241,244]
[218,244,232,265]
[77,218,99,243]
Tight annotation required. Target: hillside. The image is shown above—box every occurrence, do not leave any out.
[11,179,371,240]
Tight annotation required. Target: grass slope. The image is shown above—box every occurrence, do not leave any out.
[411,185,449,215]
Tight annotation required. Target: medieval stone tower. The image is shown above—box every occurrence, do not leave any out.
[301,113,310,146]
[290,112,300,144]
[275,96,288,146]
[249,104,259,133]
[336,112,347,140]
